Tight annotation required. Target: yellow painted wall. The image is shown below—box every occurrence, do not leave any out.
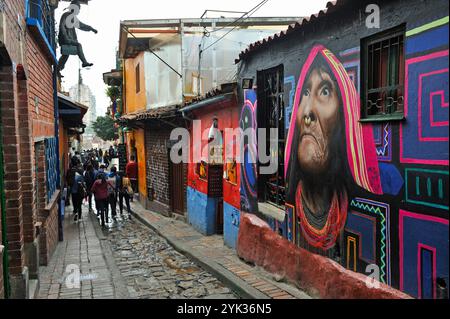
[124,52,147,114]
[135,129,147,198]
[123,52,148,198]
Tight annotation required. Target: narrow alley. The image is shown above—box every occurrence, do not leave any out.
[1,0,448,304]
[37,203,238,299]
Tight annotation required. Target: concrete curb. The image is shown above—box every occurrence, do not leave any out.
[131,210,270,299]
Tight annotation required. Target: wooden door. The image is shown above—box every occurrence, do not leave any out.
[170,162,185,215]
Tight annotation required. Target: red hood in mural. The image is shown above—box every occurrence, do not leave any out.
[285,45,382,251]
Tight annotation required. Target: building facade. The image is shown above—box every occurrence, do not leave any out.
[235,0,449,299]
[116,17,301,217]
[1,0,61,298]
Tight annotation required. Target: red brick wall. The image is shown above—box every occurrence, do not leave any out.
[24,4,58,263]
[0,66,25,277]
[26,34,55,139]
[39,201,59,266]
[0,0,27,68]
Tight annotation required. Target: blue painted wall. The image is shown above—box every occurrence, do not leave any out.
[223,203,240,249]
[187,187,218,236]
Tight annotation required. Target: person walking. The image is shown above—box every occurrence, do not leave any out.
[107,166,119,221]
[71,167,86,222]
[91,172,111,228]
[118,172,132,219]
[125,155,138,201]
[103,152,110,169]
[84,163,97,213]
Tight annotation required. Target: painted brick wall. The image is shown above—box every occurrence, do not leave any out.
[237,0,449,299]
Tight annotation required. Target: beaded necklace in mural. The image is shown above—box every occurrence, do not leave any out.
[295,182,348,250]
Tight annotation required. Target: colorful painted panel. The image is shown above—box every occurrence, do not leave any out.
[400,50,449,165]
[240,89,258,213]
[405,168,449,210]
[399,210,449,299]
[344,198,391,285]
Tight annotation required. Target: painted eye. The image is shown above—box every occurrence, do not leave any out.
[303,89,311,97]
[321,87,330,97]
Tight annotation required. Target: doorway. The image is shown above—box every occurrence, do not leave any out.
[170,161,186,215]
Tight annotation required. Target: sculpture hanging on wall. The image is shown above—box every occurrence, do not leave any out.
[57,0,97,77]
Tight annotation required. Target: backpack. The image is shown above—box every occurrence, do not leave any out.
[107,175,117,196]
[78,181,87,198]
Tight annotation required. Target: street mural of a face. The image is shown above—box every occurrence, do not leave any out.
[285,45,383,251]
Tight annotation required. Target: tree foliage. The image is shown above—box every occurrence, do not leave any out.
[92,115,117,141]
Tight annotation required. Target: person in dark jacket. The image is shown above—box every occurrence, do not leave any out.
[84,164,97,213]
[71,167,86,222]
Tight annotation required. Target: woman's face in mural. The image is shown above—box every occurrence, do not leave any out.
[296,68,340,175]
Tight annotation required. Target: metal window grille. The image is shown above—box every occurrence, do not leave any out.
[45,137,58,201]
[257,65,285,207]
[362,27,405,118]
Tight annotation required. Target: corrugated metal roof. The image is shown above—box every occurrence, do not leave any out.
[235,0,346,63]
[118,105,179,123]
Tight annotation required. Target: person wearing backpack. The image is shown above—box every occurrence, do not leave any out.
[84,163,97,213]
[71,167,87,222]
[107,166,119,221]
[91,172,112,228]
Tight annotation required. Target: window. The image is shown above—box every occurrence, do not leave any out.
[361,25,405,120]
[257,65,285,207]
[26,0,56,52]
[135,64,140,93]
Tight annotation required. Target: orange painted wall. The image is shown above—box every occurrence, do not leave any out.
[124,52,147,114]
[123,52,147,198]
[135,129,147,198]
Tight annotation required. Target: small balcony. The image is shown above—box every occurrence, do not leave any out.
[26,0,57,62]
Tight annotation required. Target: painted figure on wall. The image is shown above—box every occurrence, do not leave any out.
[285,45,383,250]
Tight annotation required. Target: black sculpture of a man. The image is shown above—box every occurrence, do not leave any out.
[57,0,97,77]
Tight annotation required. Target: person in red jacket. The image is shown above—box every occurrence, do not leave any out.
[91,173,111,227]
[125,155,138,200]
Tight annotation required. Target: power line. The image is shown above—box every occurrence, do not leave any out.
[201,0,269,53]
[202,0,269,35]
[121,25,182,78]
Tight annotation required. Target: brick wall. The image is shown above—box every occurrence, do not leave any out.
[0,65,25,277]
[0,197,3,299]
[0,0,27,68]
[40,200,58,265]
[26,33,55,139]
[145,125,172,208]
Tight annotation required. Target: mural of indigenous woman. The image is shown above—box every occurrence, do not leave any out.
[285,45,383,251]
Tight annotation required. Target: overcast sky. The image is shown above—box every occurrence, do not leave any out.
[56,0,330,116]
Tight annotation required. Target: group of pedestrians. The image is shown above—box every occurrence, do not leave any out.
[66,153,134,228]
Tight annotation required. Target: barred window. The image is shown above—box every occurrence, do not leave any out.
[257,65,285,208]
[361,25,406,120]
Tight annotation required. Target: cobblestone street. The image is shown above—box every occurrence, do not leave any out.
[37,204,237,299]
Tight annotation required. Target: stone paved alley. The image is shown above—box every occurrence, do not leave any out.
[37,204,237,299]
